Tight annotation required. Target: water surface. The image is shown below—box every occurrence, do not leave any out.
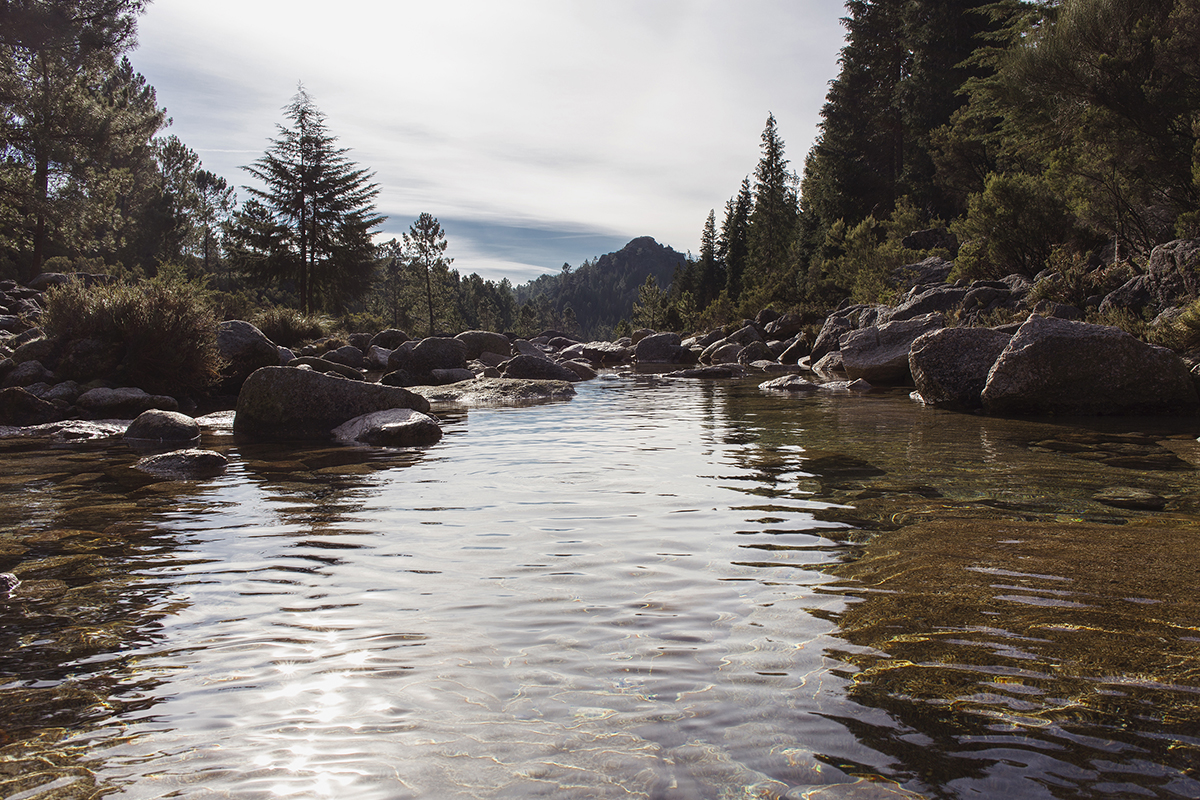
[2,373,1198,799]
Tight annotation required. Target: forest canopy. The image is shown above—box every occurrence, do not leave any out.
[2,0,1197,337]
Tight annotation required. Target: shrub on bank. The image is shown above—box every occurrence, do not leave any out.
[43,277,223,395]
[250,307,333,347]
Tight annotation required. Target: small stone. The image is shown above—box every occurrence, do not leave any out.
[0,572,18,594]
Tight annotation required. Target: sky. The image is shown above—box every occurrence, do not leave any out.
[131,0,849,285]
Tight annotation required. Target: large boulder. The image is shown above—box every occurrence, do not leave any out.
[764,312,805,339]
[332,408,442,447]
[234,366,430,438]
[322,345,365,369]
[909,327,1013,409]
[455,330,511,360]
[635,332,688,363]
[810,316,853,362]
[217,321,278,392]
[2,359,54,388]
[737,341,775,365]
[889,255,954,290]
[287,356,365,381]
[1098,275,1153,315]
[370,329,410,351]
[707,342,744,364]
[501,354,581,382]
[839,312,944,384]
[579,341,632,365]
[981,314,1199,415]
[886,285,969,323]
[1147,238,1200,308]
[407,337,469,374]
[0,386,61,426]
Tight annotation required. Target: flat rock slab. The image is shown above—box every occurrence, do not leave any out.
[0,419,129,442]
[667,365,747,379]
[759,375,820,392]
[411,377,575,408]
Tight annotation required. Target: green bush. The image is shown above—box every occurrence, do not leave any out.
[1147,299,1200,353]
[250,307,333,347]
[44,277,223,395]
[951,172,1080,281]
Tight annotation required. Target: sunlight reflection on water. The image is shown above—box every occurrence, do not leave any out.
[1,373,1198,798]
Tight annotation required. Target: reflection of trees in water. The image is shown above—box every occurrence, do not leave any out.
[820,517,1200,798]
[234,439,428,531]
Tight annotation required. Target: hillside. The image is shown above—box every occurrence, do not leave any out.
[514,236,686,338]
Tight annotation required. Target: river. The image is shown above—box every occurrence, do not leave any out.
[2,371,1198,799]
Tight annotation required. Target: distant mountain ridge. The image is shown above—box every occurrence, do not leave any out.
[514,236,686,338]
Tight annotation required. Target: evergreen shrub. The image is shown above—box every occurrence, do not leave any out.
[44,276,223,395]
[250,307,332,347]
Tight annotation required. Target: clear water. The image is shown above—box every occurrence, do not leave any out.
[2,373,1199,799]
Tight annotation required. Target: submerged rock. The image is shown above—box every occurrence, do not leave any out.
[412,377,575,408]
[501,354,582,382]
[1093,487,1167,511]
[666,364,746,379]
[134,448,228,480]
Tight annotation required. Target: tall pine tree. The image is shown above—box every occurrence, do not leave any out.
[719,178,752,302]
[745,113,798,300]
[238,86,383,314]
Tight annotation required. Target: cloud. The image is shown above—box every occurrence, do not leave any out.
[133,0,847,283]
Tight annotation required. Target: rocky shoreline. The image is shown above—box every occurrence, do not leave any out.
[2,238,1199,473]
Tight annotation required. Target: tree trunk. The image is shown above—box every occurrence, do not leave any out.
[30,150,49,283]
[424,260,434,337]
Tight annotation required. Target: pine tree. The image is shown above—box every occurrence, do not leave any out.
[719,178,752,301]
[745,113,798,298]
[403,212,453,337]
[801,0,996,232]
[239,86,383,314]
[0,1,163,278]
[695,209,724,308]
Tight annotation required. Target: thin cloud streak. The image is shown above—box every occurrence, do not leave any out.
[133,0,847,283]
